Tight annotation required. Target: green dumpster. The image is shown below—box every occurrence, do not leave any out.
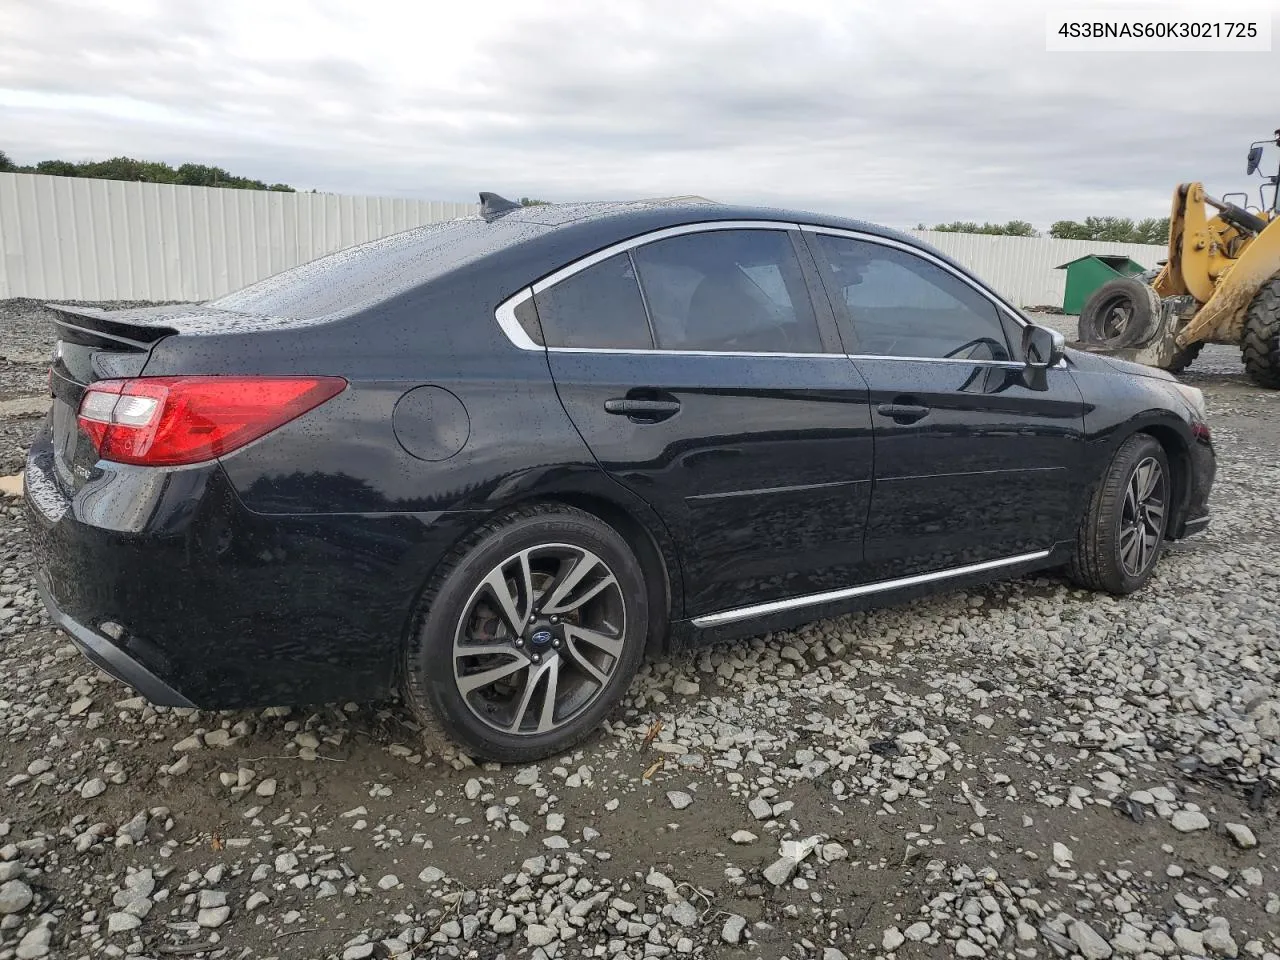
[1055,254,1148,315]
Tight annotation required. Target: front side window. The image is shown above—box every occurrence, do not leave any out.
[632,230,824,353]
[534,252,652,349]
[815,235,1011,361]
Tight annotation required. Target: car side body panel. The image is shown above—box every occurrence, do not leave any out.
[25,201,1215,710]
[547,349,876,617]
[794,227,1091,579]
[850,358,1088,579]
[1063,349,1213,538]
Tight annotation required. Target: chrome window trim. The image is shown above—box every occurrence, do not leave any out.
[798,224,1030,329]
[545,347,840,360]
[495,220,804,353]
[494,287,541,351]
[529,220,801,295]
[691,549,1052,628]
[846,354,1026,369]
[492,219,1056,365]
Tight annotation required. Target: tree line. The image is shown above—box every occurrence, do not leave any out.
[917,216,1171,244]
[0,150,294,192]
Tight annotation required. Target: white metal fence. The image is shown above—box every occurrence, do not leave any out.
[906,229,1166,309]
[0,174,477,302]
[0,172,1167,307]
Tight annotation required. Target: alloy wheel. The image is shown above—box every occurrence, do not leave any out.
[1118,456,1166,577]
[452,543,626,736]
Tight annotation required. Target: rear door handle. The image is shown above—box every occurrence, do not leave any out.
[876,403,930,424]
[604,398,681,421]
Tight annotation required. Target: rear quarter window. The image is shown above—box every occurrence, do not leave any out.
[533,253,653,350]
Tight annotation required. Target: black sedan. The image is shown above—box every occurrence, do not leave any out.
[26,194,1214,761]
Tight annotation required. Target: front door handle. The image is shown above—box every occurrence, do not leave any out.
[876,402,930,424]
[604,397,681,421]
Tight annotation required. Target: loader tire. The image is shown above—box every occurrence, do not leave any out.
[1078,277,1158,348]
[1163,342,1203,374]
[1242,277,1280,389]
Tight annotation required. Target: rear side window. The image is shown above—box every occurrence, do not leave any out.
[815,235,1011,361]
[632,230,824,353]
[534,253,653,349]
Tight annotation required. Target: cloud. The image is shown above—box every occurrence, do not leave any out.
[2,0,1278,228]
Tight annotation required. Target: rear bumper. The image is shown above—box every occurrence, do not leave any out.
[25,428,477,709]
[35,574,195,707]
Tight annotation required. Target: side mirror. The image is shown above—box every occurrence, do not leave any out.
[1023,323,1065,369]
[1247,145,1264,175]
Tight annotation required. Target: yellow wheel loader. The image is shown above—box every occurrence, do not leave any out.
[1076,130,1280,386]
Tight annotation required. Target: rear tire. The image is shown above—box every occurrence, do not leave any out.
[1068,434,1170,595]
[404,504,648,763]
[1242,276,1280,389]
[1078,277,1158,348]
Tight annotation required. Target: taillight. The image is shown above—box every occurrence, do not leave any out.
[76,376,347,466]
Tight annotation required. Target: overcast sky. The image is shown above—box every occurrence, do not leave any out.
[3,0,1278,229]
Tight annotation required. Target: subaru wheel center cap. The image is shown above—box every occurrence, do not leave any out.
[528,627,556,649]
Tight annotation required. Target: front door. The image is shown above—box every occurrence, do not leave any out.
[805,229,1087,579]
[532,225,875,618]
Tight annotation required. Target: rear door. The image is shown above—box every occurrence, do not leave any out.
[803,228,1087,578]
[523,223,875,619]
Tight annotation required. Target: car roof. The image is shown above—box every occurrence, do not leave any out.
[498,197,916,245]
[496,197,718,226]
[210,197,938,322]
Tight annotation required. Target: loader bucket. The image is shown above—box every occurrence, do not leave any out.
[1177,215,1280,347]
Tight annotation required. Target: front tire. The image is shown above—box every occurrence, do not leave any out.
[1068,434,1171,595]
[404,504,649,763]
[1242,276,1280,389]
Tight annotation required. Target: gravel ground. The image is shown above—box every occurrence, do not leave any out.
[0,300,1277,960]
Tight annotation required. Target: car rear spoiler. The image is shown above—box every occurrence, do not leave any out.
[46,304,180,351]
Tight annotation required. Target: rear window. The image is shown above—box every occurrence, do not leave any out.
[212,217,547,319]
